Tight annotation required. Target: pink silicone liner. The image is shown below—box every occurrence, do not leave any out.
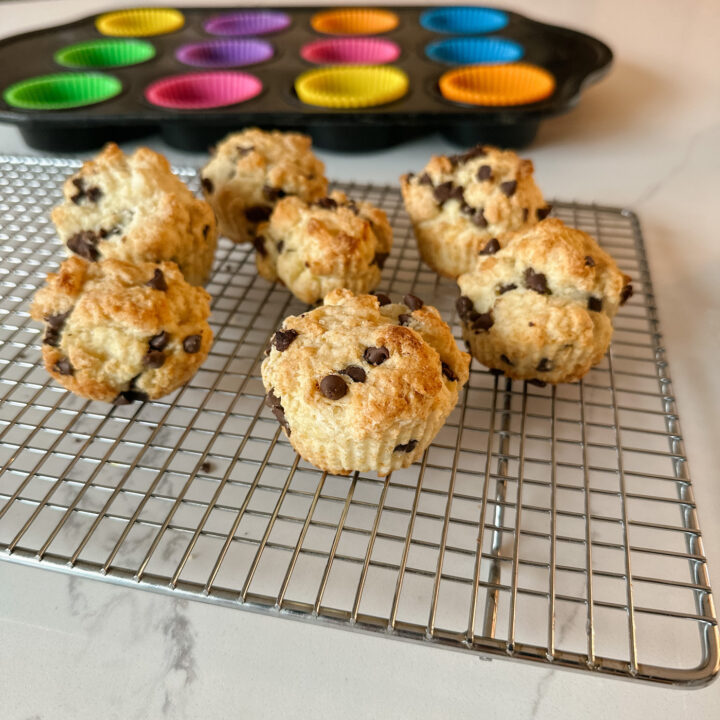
[301,37,401,65]
[145,71,262,109]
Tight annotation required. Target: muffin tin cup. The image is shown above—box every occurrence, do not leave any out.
[311,8,399,35]
[145,72,263,110]
[301,38,401,65]
[425,37,523,66]
[3,72,122,110]
[420,6,509,34]
[54,39,156,69]
[175,40,274,69]
[295,66,409,109]
[439,63,556,106]
[96,8,184,37]
[203,11,291,37]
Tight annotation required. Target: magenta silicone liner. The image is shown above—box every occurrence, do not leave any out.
[203,10,291,37]
[175,39,274,68]
[145,71,263,109]
[301,37,401,65]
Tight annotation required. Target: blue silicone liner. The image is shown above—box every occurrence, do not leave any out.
[420,7,509,35]
[426,37,523,65]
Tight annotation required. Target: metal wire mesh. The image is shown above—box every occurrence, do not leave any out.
[0,155,717,686]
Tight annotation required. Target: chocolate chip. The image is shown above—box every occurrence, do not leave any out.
[406,172,415,181]
[272,405,290,435]
[456,295,474,319]
[245,205,272,223]
[70,177,85,204]
[113,394,132,405]
[403,294,423,311]
[394,440,418,453]
[528,379,547,387]
[43,310,72,346]
[584,255,595,267]
[149,331,169,351]
[398,313,412,326]
[374,292,391,306]
[433,181,454,204]
[451,145,486,165]
[588,296,603,312]
[528,321,535,327]
[346,199,360,215]
[67,230,100,262]
[472,312,494,331]
[449,185,465,202]
[536,358,552,372]
[203,224,210,239]
[418,173,433,186]
[480,238,500,255]
[143,351,165,369]
[340,365,366,383]
[522,208,529,222]
[536,205,552,220]
[264,388,282,409]
[315,196,338,210]
[373,252,389,269]
[146,268,167,291]
[263,185,286,202]
[273,329,298,352]
[620,284,633,305]
[500,354,514,366]
[201,177,214,194]
[472,208,488,228]
[525,268,550,294]
[363,346,389,365]
[53,357,74,376]
[200,461,213,473]
[476,165,492,181]
[498,283,517,294]
[253,234,267,257]
[460,202,474,216]
[500,180,517,197]
[86,186,103,203]
[320,374,348,400]
[183,334,202,353]
[441,362,457,381]
[277,240,285,253]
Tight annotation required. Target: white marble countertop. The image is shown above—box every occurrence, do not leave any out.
[1,1,719,718]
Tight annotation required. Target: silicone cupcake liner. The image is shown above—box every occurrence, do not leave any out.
[295,66,408,109]
[95,8,184,37]
[54,39,156,69]
[439,63,556,106]
[425,37,523,65]
[203,11,290,37]
[176,40,274,69]
[145,71,263,110]
[311,8,399,36]
[301,38,400,65]
[420,7,509,35]
[3,73,122,110]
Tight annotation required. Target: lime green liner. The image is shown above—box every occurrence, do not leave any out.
[3,73,122,110]
[55,39,155,69]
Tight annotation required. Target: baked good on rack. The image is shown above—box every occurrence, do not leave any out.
[30,257,213,403]
[254,190,393,304]
[400,144,550,279]
[51,143,217,286]
[200,128,328,244]
[261,288,470,476]
[456,218,633,384]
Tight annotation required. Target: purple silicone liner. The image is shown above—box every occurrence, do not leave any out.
[145,71,263,110]
[204,10,291,37]
[301,38,400,65]
[176,39,274,68]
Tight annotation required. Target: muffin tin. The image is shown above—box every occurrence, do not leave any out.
[0,5,612,152]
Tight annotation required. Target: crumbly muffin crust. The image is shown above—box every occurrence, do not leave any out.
[200,128,328,244]
[255,190,393,304]
[30,257,213,403]
[261,288,470,476]
[51,143,217,286]
[400,144,549,278]
[456,219,633,384]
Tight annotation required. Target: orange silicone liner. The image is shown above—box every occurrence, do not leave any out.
[439,63,555,106]
[310,8,398,36]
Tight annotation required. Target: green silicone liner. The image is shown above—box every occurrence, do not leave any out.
[3,73,122,110]
[54,39,156,69]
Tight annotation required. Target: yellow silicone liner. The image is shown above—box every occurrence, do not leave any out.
[295,65,408,109]
[439,63,555,106]
[310,8,398,36]
[96,8,185,37]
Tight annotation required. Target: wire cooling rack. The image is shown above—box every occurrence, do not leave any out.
[0,155,717,687]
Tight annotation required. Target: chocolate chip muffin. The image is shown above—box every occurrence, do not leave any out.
[456,218,633,384]
[200,128,328,244]
[51,143,217,286]
[254,190,393,305]
[261,288,470,476]
[400,144,549,279]
[30,257,213,404]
